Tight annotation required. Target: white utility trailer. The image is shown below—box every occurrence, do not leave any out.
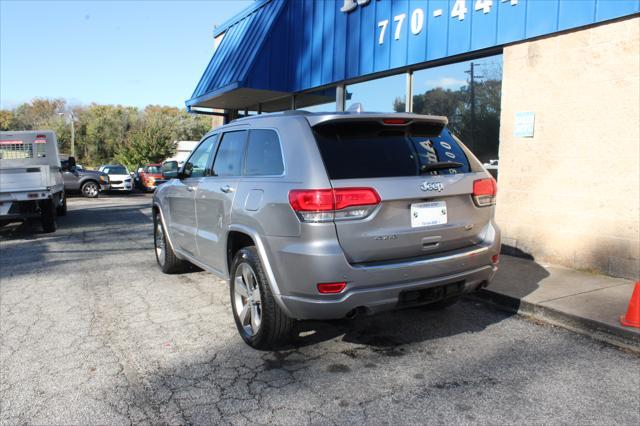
[0,130,66,232]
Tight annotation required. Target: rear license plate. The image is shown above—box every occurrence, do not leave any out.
[410,201,447,228]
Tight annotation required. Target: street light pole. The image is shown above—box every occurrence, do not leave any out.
[70,113,75,158]
[59,112,75,157]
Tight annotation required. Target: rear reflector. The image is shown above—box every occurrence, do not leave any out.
[289,188,380,222]
[472,178,497,207]
[317,282,346,294]
[492,254,500,264]
[382,118,409,125]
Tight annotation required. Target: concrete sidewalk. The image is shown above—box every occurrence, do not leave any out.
[473,255,640,351]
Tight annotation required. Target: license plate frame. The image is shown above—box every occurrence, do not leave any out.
[410,201,447,228]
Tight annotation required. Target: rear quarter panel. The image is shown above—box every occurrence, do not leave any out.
[229,116,333,238]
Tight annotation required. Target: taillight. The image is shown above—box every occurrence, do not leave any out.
[317,282,346,294]
[473,178,497,207]
[289,187,380,222]
[334,188,381,209]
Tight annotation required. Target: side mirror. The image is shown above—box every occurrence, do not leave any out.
[182,162,193,179]
[162,161,179,179]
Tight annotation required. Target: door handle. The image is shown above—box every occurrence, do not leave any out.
[220,185,235,193]
[186,186,197,192]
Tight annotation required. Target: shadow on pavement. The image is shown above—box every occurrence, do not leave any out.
[0,200,153,280]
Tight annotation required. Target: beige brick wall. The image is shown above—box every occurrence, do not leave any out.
[496,16,640,280]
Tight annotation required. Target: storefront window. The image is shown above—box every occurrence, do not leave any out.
[345,74,405,112]
[409,55,503,166]
[296,87,337,112]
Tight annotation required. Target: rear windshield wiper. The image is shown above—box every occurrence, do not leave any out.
[420,161,464,173]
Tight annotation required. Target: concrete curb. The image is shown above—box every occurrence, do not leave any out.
[469,289,640,354]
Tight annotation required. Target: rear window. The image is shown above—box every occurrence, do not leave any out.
[0,140,33,159]
[145,166,161,173]
[313,123,471,180]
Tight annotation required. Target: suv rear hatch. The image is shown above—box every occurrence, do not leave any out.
[310,115,495,264]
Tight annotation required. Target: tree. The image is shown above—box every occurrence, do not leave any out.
[12,98,66,130]
[0,110,15,130]
[114,123,177,170]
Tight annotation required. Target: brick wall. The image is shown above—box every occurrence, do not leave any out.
[496,16,640,280]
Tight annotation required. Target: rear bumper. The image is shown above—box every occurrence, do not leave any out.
[279,264,496,320]
[109,182,133,191]
[265,223,501,320]
[0,189,55,202]
[143,179,167,190]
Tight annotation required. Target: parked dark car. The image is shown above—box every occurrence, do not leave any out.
[60,155,110,198]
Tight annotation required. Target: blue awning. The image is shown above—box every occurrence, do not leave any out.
[186,0,288,110]
[187,0,639,112]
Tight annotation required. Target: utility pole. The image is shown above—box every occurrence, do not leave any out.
[70,113,75,158]
[59,112,76,157]
[465,62,483,152]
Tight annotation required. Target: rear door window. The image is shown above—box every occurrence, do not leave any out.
[313,123,470,180]
[244,129,284,176]
[212,130,247,177]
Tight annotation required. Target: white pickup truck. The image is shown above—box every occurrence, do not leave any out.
[0,130,67,233]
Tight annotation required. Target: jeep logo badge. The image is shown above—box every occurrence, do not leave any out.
[420,182,444,192]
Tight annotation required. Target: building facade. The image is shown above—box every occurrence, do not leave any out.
[187,0,639,279]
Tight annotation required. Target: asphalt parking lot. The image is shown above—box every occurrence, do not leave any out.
[1,195,639,425]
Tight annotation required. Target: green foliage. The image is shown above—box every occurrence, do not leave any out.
[0,110,16,131]
[1,98,212,168]
[114,124,176,170]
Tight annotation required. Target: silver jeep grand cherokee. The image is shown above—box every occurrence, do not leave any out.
[153,111,500,349]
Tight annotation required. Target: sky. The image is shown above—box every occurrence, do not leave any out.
[0,0,253,109]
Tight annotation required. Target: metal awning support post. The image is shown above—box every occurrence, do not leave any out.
[406,71,414,113]
[336,85,345,112]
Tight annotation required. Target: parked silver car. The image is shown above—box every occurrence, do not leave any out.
[153,111,501,349]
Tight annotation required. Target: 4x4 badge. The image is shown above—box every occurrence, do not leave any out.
[420,182,444,192]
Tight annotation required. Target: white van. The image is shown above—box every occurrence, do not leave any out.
[0,130,66,232]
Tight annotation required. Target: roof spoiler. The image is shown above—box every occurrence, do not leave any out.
[307,113,448,137]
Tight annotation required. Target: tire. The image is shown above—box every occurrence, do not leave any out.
[81,181,100,198]
[230,246,295,349]
[40,199,57,233]
[154,212,188,274]
[56,193,67,216]
[422,296,461,311]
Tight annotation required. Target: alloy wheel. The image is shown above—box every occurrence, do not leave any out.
[83,183,98,197]
[155,221,165,266]
[233,263,262,336]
